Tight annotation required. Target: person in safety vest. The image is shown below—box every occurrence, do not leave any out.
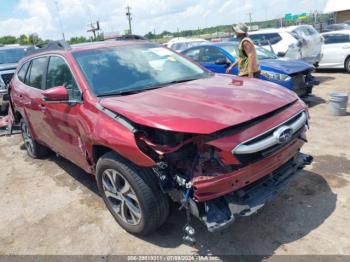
[226,23,260,78]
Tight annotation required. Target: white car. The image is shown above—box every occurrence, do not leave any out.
[319,30,350,72]
[166,38,209,52]
[249,25,323,65]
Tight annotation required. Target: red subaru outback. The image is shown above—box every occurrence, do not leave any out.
[8,40,312,242]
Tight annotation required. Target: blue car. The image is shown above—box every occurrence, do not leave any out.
[182,42,318,96]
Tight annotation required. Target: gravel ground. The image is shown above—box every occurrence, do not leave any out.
[0,70,349,257]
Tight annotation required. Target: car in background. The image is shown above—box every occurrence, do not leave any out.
[182,42,317,96]
[319,30,350,72]
[166,38,209,52]
[323,23,350,33]
[0,45,31,112]
[8,40,312,241]
[249,25,323,65]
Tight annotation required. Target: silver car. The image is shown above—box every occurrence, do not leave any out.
[0,45,30,112]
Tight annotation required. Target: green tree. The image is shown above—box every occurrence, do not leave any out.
[0,35,17,44]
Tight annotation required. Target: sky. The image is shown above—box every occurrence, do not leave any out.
[0,0,329,40]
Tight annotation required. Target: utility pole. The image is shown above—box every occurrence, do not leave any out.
[54,1,65,40]
[126,6,132,35]
[248,12,252,27]
[87,21,101,40]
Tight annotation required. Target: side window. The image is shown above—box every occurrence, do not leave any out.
[200,47,226,63]
[306,26,316,36]
[46,56,80,100]
[250,33,282,45]
[324,34,350,44]
[17,62,30,82]
[26,57,47,89]
[183,48,201,62]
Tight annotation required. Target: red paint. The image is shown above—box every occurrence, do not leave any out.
[100,74,297,134]
[42,86,68,101]
[8,41,308,199]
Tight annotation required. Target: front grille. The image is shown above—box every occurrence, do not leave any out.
[1,73,14,85]
[233,111,307,165]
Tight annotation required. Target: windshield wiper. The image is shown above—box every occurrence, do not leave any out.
[97,76,207,97]
[97,89,145,97]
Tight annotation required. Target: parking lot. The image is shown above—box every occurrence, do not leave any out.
[0,70,349,256]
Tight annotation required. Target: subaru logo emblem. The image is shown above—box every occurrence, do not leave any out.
[273,126,293,144]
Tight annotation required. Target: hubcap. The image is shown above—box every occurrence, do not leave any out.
[102,169,142,225]
[22,123,34,154]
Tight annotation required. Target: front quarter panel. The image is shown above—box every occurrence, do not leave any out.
[92,106,156,167]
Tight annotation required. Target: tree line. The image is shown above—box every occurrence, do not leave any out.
[0,34,103,45]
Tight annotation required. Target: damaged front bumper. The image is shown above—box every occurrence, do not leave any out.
[197,152,313,232]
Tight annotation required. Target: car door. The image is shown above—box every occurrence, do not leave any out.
[321,34,350,68]
[199,46,231,74]
[40,55,90,171]
[18,57,49,144]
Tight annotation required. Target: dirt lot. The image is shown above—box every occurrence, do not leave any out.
[0,70,349,257]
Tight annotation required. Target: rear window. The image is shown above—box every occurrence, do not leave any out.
[324,34,350,44]
[250,33,282,45]
[17,62,30,82]
[26,57,47,89]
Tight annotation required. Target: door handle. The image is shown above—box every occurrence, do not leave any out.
[343,46,350,49]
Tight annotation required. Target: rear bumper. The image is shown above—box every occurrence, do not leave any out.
[200,152,313,232]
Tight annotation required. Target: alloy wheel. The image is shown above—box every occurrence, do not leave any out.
[21,122,34,155]
[102,169,142,225]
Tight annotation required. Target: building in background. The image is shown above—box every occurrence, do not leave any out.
[324,0,350,23]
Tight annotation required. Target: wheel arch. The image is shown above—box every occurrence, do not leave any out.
[92,144,114,166]
[344,55,350,69]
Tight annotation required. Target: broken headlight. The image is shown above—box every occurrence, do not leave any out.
[261,70,291,82]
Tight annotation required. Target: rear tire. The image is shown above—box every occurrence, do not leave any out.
[20,119,50,158]
[345,57,350,73]
[96,151,169,235]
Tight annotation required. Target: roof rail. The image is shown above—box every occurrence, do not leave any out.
[25,40,71,56]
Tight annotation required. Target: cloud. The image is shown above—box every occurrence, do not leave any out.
[0,0,328,39]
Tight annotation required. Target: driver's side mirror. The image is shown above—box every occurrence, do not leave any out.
[215,58,230,65]
[277,52,286,57]
[43,86,68,102]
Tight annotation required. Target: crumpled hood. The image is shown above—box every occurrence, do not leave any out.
[260,59,314,75]
[0,63,17,72]
[100,75,298,134]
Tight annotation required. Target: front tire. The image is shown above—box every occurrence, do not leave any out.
[20,119,50,158]
[96,152,169,235]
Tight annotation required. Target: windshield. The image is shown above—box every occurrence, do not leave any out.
[0,48,26,64]
[73,44,209,96]
[219,43,277,60]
